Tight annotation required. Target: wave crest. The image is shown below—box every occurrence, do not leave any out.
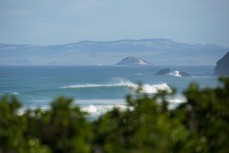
[61,80,135,89]
[61,80,172,94]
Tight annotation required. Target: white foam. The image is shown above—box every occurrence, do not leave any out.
[113,104,129,111]
[166,96,187,104]
[17,105,50,116]
[169,71,182,77]
[80,104,134,115]
[81,105,97,113]
[0,92,20,95]
[75,99,125,105]
[61,80,136,89]
[166,95,187,109]
[131,73,147,76]
[62,80,172,94]
[130,83,172,94]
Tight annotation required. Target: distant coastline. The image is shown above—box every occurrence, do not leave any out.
[0,39,228,66]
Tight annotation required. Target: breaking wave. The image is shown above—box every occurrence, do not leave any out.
[80,96,185,116]
[135,83,172,93]
[169,71,182,77]
[61,80,172,94]
[61,80,135,89]
[81,104,133,116]
[0,92,20,96]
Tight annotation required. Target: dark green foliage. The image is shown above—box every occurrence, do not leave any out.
[0,96,24,152]
[93,91,206,153]
[177,77,229,153]
[0,78,229,153]
[24,97,92,153]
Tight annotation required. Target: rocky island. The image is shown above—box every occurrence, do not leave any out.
[116,56,150,65]
[156,69,170,75]
[215,52,229,75]
[156,68,191,77]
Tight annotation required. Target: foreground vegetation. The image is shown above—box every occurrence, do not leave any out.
[0,78,229,153]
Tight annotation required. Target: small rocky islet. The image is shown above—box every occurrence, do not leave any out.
[116,56,151,65]
[156,68,191,77]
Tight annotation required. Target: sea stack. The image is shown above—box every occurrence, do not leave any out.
[156,69,170,75]
[179,71,191,77]
[215,52,229,75]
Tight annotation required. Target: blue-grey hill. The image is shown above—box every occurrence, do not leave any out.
[0,39,228,65]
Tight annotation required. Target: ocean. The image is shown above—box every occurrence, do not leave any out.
[0,65,218,118]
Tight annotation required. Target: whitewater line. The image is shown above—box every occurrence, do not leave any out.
[61,81,172,94]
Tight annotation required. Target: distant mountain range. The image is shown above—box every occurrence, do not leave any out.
[0,39,228,65]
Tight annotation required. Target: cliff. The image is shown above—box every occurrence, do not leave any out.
[215,52,229,75]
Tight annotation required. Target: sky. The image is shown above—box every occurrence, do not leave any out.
[0,0,229,47]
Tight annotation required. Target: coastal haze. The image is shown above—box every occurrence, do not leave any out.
[0,0,229,47]
[0,39,228,65]
[1,0,229,66]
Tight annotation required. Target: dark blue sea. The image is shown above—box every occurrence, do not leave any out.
[0,65,218,117]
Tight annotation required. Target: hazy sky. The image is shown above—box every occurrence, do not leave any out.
[0,0,229,46]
